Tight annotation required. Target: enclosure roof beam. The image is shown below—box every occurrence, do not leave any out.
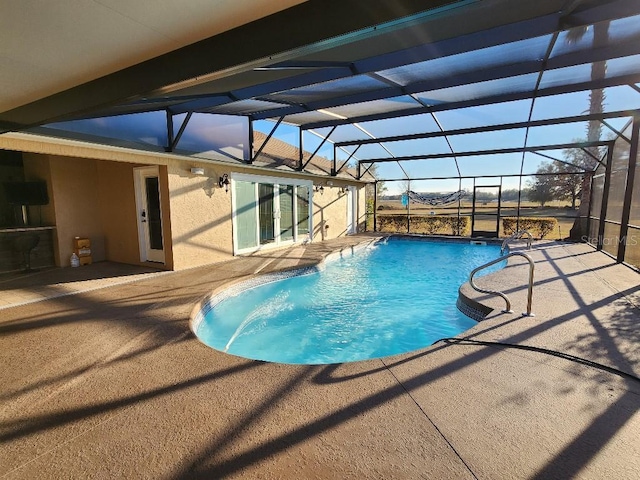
[377,171,588,182]
[259,35,640,124]
[301,74,640,130]
[299,125,337,171]
[251,116,284,163]
[335,110,638,147]
[530,150,591,172]
[167,111,192,152]
[601,119,631,144]
[359,140,611,164]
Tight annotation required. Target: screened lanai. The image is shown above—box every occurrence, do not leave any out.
[3,0,640,266]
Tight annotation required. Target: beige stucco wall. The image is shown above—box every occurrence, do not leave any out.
[312,185,363,241]
[166,161,233,270]
[47,155,106,266]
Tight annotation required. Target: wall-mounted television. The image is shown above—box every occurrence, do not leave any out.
[3,182,49,205]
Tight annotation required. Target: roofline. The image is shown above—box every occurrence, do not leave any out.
[0,131,370,185]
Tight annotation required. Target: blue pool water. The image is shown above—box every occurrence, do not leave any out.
[195,238,504,364]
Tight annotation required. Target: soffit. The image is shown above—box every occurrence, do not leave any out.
[0,0,306,113]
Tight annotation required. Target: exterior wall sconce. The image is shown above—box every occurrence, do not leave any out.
[219,174,230,192]
[314,185,324,194]
[339,186,347,194]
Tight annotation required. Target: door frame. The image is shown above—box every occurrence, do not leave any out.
[231,173,313,255]
[133,166,165,263]
[471,184,502,238]
[346,186,358,234]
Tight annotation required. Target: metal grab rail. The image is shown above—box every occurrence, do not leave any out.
[469,251,535,316]
[501,230,533,254]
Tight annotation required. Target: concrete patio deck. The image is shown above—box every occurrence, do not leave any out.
[0,235,638,479]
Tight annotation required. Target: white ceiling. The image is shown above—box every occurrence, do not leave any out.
[0,0,306,112]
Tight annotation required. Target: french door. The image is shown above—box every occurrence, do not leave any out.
[233,174,312,254]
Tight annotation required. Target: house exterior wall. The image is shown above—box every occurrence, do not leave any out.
[19,154,176,269]
[96,160,138,264]
[47,155,105,266]
[312,186,353,240]
[2,134,370,271]
[166,162,367,269]
[166,161,233,270]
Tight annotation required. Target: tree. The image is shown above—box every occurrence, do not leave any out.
[552,146,590,209]
[553,166,583,209]
[567,20,610,238]
[501,189,521,202]
[527,163,556,206]
[530,148,589,208]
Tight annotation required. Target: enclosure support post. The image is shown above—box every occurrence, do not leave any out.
[373,182,378,232]
[596,144,614,250]
[471,178,477,235]
[248,118,254,162]
[617,116,640,263]
[165,110,174,152]
[166,111,191,152]
[406,180,411,234]
[457,177,462,236]
[299,127,303,171]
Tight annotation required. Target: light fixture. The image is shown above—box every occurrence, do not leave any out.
[190,167,205,175]
[314,185,324,194]
[340,186,347,194]
[219,174,230,192]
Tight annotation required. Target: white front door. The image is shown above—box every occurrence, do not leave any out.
[134,166,165,263]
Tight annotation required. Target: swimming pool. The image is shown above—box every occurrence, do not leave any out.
[193,237,504,364]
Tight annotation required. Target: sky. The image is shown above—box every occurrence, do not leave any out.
[254,84,640,194]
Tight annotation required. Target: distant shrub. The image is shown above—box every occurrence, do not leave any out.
[377,215,406,232]
[503,217,557,239]
[377,215,469,236]
[443,216,470,236]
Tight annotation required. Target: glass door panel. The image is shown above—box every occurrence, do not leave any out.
[144,176,163,250]
[259,183,275,244]
[236,181,258,250]
[279,184,294,241]
[296,185,310,235]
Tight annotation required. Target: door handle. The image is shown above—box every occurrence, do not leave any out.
[141,210,147,222]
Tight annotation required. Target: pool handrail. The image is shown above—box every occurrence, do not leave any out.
[501,230,533,255]
[469,251,535,316]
